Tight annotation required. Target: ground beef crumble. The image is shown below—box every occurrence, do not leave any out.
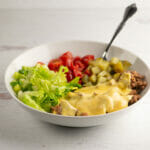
[51,105,62,115]
[80,112,88,116]
[129,71,147,105]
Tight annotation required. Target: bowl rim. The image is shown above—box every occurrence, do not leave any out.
[5,40,150,119]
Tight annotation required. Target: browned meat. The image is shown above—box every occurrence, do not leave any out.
[129,71,147,105]
[130,71,147,94]
[129,93,141,105]
[51,105,62,115]
[80,112,88,116]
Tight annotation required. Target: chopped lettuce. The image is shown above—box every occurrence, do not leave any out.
[10,64,81,112]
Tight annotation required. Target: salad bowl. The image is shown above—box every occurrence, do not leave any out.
[5,40,150,127]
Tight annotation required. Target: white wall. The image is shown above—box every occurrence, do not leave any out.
[0,0,149,9]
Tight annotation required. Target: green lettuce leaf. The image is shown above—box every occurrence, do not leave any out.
[10,64,81,112]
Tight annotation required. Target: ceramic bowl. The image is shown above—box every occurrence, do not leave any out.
[5,41,150,127]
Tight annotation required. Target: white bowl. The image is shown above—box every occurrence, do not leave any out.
[5,41,150,127]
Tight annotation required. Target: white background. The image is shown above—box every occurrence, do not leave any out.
[0,0,149,9]
[0,0,150,150]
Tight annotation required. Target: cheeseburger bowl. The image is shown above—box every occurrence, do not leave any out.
[5,41,150,127]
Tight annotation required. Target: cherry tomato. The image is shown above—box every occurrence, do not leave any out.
[60,51,73,62]
[47,51,94,84]
[60,51,73,68]
[65,59,73,68]
[74,70,82,78]
[72,65,83,78]
[82,55,94,66]
[74,61,85,71]
[73,56,85,71]
[84,69,92,76]
[66,70,74,82]
[48,59,63,71]
[78,79,82,84]
[74,56,81,63]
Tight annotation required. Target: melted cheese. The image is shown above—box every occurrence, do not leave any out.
[58,73,132,116]
[60,100,77,116]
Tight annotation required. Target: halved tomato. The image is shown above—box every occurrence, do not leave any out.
[74,56,85,71]
[82,55,94,66]
[66,70,74,82]
[48,59,63,71]
[84,69,92,76]
[60,51,73,68]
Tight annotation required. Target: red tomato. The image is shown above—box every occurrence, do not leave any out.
[60,51,73,62]
[82,55,94,66]
[74,56,81,63]
[47,51,95,84]
[72,65,83,78]
[84,69,92,76]
[60,51,73,68]
[48,59,63,71]
[74,61,85,71]
[78,79,82,84]
[66,70,74,82]
[73,56,85,71]
[65,59,73,68]
[74,70,82,78]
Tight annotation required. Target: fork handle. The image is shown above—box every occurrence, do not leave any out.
[102,3,137,60]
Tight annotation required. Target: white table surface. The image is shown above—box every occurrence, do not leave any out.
[0,8,150,150]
